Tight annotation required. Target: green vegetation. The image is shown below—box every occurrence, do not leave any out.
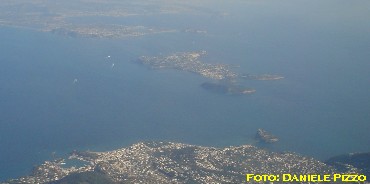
[49,171,116,184]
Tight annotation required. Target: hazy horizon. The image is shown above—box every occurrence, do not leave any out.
[1,0,369,181]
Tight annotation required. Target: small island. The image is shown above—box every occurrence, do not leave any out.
[255,129,279,143]
[136,51,283,95]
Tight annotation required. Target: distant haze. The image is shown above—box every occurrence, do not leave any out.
[0,0,369,181]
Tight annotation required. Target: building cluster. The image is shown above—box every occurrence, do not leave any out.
[6,141,346,184]
[0,1,190,40]
[138,51,238,80]
[48,25,177,39]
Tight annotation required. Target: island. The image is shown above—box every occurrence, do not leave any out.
[255,129,279,143]
[137,51,238,80]
[136,51,283,95]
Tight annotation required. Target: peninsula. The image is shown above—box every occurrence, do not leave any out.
[5,141,352,184]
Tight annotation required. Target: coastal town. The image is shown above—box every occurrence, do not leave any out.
[5,141,357,184]
[0,1,201,39]
[48,25,177,39]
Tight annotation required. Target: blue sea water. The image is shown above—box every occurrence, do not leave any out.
[1,0,370,181]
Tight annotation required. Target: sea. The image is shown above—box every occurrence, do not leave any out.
[1,0,370,181]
